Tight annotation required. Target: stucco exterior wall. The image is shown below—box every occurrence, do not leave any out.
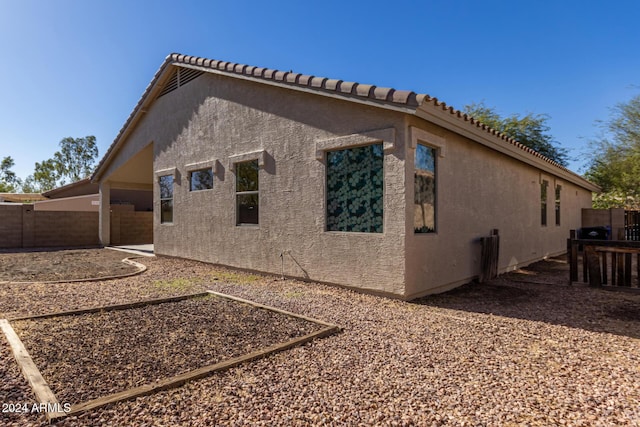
[122,72,408,296]
[34,194,99,211]
[404,118,593,298]
[97,65,596,299]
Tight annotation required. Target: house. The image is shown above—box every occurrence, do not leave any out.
[35,178,153,213]
[92,53,599,299]
[0,193,47,203]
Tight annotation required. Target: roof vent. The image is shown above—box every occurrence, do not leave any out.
[157,67,204,99]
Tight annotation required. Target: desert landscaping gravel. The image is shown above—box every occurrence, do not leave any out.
[11,295,325,404]
[1,249,639,426]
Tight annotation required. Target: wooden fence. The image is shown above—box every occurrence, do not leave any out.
[625,210,640,241]
[568,229,640,288]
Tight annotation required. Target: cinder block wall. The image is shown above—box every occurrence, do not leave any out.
[0,204,24,248]
[110,211,153,245]
[0,205,99,248]
[33,211,99,247]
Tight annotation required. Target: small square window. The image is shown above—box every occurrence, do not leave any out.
[190,168,213,191]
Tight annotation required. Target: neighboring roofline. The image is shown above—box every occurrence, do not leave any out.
[42,177,93,198]
[93,53,600,193]
[0,193,47,203]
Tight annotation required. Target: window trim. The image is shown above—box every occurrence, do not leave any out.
[187,166,215,192]
[185,160,217,192]
[325,143,385,233]
[413,142,437,234]
[229,150,266,172]
[158,174,175,225]
[410,127,444,235]
[555,183,562,226]
[541,179,549,227]
[315,127,396,160]
[233,158,260,226]
[154,168,177,225]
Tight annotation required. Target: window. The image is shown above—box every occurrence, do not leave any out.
[555,185,561,226]
[189,168,213,191]
[414,143,436,233]
[541,180,549,226]
[326,143,383,233]
[159,175,174,224]
[236,160,259,225]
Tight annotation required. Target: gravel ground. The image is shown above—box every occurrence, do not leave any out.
[1,253,639,426]
[11,295,324,404]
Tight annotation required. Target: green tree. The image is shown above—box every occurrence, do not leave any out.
[53,136,99,184]
[464,102,569,166]
[21,135,99,192]
[0,156,22,192]
[23,159,60,192]
[585,94,640,208]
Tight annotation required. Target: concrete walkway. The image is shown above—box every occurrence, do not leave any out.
[107,244,155,257]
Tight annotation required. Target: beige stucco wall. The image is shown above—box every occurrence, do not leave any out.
[403,117,593,298]
[118,71,408,296]
[34,194,99,211]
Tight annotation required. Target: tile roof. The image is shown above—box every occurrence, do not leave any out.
[165,54,571,171]
[0,193,47,203]
[94,53,593,189]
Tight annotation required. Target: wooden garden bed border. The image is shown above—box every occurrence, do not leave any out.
[0,256,148,286]
[1,291,341,422]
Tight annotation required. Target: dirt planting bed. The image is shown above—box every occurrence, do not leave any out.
[1,250,639,426]
[0,248,139,282]
[11,294,326,405]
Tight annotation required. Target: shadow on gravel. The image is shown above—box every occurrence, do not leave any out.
[415,257,640,340]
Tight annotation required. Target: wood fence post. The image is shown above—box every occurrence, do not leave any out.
[584,245,602,287]
[569,230,578,283]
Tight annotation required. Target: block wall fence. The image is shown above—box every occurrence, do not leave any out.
[0,204,152,248]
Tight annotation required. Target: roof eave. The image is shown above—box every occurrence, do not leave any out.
[414,104,601,193]
[92,55,176,183]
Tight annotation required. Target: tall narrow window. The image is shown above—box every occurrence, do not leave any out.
[555,185,561,226]
[159,175,174,224]
[236,160,259,225]
[326,143,383,233]
[414,144,436,233]
[541,180,549,226]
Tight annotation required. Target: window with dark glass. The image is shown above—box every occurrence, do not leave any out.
[541,180,549,226]
[189,168,213,191]
[414,143,436,233]
[326,143,383,233]
[555,185,561,226]
[236,160,259,225]
[159,175,173,224]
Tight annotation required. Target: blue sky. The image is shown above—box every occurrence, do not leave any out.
[1,0,639,181]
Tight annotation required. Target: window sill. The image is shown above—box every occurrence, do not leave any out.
[324,231,384,236]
